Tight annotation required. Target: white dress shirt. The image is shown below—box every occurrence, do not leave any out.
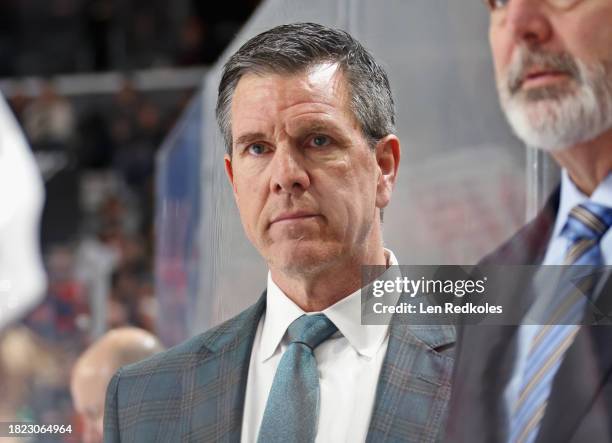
[504,170,612,425]
[240,249,398,443]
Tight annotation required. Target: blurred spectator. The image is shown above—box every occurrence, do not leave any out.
[0,2,261,440]
[23,82,75,150]
[114,100,163,194]
[74,230,119,340]
[113,79,141,117]
[70,327,164,443]
[10,75,189,342]
[0,327,65,424]
[26,246,89,343]
[108,261,155,331]
[98,194,139,236]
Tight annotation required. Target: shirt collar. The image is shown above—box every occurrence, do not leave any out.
[260,249,398,362]
[552,170,612,239]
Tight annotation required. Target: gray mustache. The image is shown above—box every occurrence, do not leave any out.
[508,49,581,95]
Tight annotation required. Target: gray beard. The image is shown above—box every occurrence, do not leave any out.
[499,58,612,151]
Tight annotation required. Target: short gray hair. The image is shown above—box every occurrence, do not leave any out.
[216,22,396,156]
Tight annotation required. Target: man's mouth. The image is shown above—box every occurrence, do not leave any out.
[269,211,320,226]
[521,69,570,88]
[511,67,573,94]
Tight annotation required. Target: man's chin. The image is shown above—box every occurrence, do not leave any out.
[502,97,590,151]
[266,243,341,277]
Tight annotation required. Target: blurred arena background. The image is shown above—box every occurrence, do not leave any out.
[0,0,260,440]
[0,1,559,441]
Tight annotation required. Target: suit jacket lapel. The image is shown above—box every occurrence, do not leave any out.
[184,292,454,443]
[366,315,455,443]
[182,294,266,442]
[445,188,560,442]
[481,186,559,266]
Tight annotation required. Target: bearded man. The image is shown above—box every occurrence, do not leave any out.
[447,1,612,442]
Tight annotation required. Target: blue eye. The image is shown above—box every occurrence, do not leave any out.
[310,135,330,148]
[247,143,268,155]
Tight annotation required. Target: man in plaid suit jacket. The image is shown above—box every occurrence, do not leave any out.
[104,23,454,443]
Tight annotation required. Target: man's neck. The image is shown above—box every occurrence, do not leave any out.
[551,128,612,196]
[270,247,388,312]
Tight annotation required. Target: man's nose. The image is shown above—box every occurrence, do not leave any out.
[269,146,311,195]
[505,0,553,48]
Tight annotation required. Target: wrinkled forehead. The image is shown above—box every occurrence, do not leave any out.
[231,63,352,125]
[234,62,348,104]
[483,0,584,12]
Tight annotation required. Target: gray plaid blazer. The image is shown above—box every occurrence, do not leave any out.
[104,294,455,442]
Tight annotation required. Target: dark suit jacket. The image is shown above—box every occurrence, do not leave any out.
[104,293,455,443]
[446,188,612,443]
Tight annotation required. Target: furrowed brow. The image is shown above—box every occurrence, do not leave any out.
[234,132,267,147]
[293,120,341,136]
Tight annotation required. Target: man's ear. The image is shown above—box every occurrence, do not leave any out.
[374,134,400,209]
[224,154,237,193]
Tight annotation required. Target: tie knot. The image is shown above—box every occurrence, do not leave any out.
[562,202,612,241]
[286,314,337,349]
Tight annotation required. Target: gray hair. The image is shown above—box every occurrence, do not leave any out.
[216,22,396,156]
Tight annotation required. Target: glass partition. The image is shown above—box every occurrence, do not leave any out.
[157,0,550,335]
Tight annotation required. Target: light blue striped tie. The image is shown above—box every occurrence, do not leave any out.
[257,314,337,443]
[509,202,612,443]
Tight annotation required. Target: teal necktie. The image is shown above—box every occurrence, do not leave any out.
[257,314,338,443]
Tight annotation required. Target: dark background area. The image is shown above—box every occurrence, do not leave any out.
[0,1,260,440]
[0,0,260,76]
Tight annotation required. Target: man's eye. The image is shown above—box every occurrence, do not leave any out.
[485,0,508,10]
[309,135,331,148]
[247,143,268,155]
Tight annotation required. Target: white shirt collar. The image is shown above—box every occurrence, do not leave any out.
[260,249,398,362]
[552,170,612,239]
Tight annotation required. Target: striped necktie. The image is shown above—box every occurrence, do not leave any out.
[509,201,612,443]
[257,314,338,443]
